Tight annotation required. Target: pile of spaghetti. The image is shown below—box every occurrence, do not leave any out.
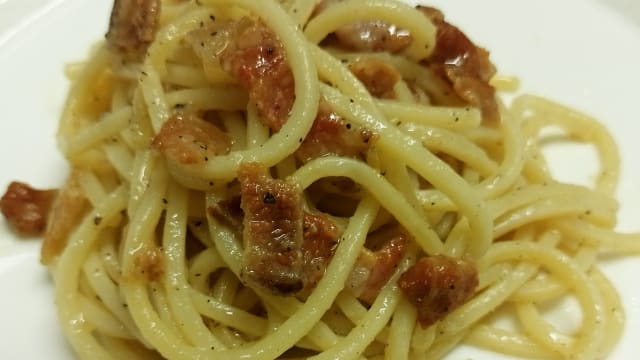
[2,0,639,359]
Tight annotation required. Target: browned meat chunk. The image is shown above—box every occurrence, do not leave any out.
[238,163,306,295]
[215,18,295,132]
[349,58,401,99]
[0,182,57,236]
[347,230,407,303]
[237,164,410,301]
[418,6,498,122]
[105,0,161,58]
[301,212,340,288]
[152,113,231,164]
[317,1,498,122]
[399,254,478,327]
[237,162,344,296]
[208,183,340,293]
[296,102,375,163]
[197,19,375,162]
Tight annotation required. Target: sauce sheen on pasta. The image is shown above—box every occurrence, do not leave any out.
[1,0,639,359]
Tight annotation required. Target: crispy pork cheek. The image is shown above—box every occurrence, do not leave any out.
[152,113,231,164]
[238,163,306,295]
[106,0,161,58]
[300,212,340,289]
[215,18,295,132]
[348,232,408,303]
[399,254,478,327]
[317,0,499,122]
[418,6,498,122]
[349,57,402,99]
[0,182,57,236]
[201,19,375,163]
[296,102,375,163]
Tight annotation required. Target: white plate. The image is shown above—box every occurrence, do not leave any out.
[0,0,638,358]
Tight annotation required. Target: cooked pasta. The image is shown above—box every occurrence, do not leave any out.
[4,0,638,359]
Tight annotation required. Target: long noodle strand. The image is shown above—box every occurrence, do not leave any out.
[36,0,639,359]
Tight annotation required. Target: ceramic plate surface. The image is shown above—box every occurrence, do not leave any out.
[0,0,638,358]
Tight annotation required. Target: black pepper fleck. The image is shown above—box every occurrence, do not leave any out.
[263,192,276,204]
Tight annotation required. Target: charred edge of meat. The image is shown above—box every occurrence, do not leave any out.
[244,267,305,295]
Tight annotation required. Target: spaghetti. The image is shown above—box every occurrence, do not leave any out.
[6,0,640,359]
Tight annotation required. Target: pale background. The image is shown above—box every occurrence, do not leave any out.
[0,1,638,359]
